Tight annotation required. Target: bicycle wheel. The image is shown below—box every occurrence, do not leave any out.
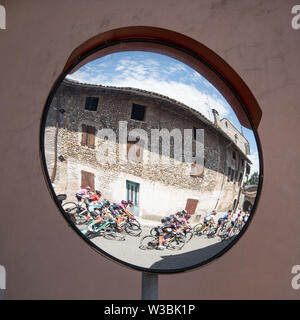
[62,202,78,214]
[206,224,217,238]
[184,229,193,243]
[139,235,159,250]
[125,221,142,237]
[104,224,125,241]
[128,217,141,229]
[167,234,186,250]
[150,227,157,236]
[193,223,204,236]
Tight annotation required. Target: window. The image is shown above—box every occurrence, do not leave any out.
[238,172,243,184]
[131,103,146,121]
[246,163,251,175]
[241,159,245,167]
[232,151,236,160]
[228,167,232,179]
[85,97,99,111]
[81,170,94,191]
[126,180,140,216]
[193,127,197,140]
[230,169,235,182]
[81,124,96,148]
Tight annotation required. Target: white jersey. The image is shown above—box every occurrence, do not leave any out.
[204,212,215,222]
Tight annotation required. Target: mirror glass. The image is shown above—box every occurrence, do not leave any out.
[43,46,261,272]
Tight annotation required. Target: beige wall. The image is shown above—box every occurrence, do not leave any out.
[0,0,299,299]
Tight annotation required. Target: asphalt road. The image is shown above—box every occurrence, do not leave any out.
[77,221,237,271]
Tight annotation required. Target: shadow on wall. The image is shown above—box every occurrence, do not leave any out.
[150,237,236,271]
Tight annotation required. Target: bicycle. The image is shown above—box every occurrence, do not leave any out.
[139,231,186,250]
[150,223,193,243]
[193,220,215,237]
[120,216,142,237]
[62,201,88,223]
[81,216,125,241]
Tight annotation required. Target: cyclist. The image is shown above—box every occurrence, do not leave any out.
[85,191,102,221]
[182,210,192,222]
[75,186,91,205]
[215,210,231,234]
[154,217,176,250]
[243,211,250,223]
[108,202,125,230]
[154,218,167,250]
[202,210,217,233]
[89,190,102,202]
[115,200,135,219]
[127,200,135,216]
[226,212,241,237]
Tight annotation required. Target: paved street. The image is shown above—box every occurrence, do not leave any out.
[77,220,237,270]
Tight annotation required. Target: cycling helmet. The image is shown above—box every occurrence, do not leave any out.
[121,200,128,206]
[169,214,175,219]
[161,218,167,223]
[95,190,102,196]
[165,216,171,222]
[86,186,91,190]
[182,210,187,215]
[185,214,191,220]
[103,199,110,206]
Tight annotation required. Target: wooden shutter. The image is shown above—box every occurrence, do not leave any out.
[87,125,95,148]
[185,199,199,214]
[81,124,88,146]
[81,170,95,191]
[81,124,95,148]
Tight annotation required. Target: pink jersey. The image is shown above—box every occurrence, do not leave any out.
[77,188,89,195]
[115,203,126,210]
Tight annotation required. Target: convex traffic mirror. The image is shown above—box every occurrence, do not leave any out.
[41,38,262,273]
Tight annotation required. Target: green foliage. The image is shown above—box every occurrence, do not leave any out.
[247,171,259,185]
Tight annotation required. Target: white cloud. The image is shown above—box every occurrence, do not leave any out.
[248,152,260,175]
[101,77,229,119]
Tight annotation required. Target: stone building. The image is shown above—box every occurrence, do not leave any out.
[44,79,252,221]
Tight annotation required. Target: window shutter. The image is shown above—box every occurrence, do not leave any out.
[87,125,95,148]
[185,199,199,214]
[81,124,87,146]
[81,170,95,191]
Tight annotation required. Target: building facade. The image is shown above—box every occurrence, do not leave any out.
[45,79,251,221]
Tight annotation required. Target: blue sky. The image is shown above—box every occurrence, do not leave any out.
[67,51,259,174]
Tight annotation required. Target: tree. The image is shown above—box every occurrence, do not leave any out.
[247,171,259,185]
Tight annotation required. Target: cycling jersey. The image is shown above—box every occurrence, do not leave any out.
[89,194,100,202]
[109,205,121,217]
[221,212,229,219]
[77,188,89,195]
[204,212,215,222]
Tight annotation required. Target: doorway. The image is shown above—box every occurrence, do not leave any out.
[126,180,140,216]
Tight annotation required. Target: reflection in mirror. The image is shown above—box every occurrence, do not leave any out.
[43,49,260,271]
